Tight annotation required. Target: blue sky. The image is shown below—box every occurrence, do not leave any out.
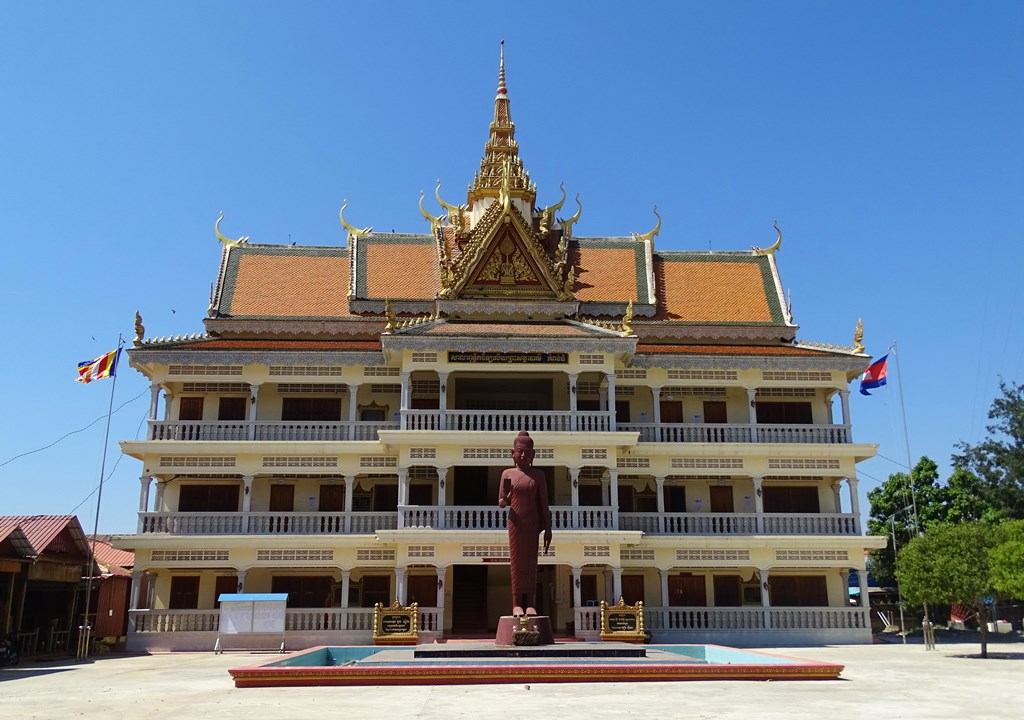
[1,2,1021,534]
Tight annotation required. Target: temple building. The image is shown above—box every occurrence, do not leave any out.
[115,48,885,651]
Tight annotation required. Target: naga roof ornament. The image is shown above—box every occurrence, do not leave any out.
[215,211,249,247]
[632,206,661,244]
[339,199,372,240]
[753,220,782,256]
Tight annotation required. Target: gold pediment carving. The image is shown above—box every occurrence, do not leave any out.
[441,200,572,301]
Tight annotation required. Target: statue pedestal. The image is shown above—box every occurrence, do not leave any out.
[495,616,555,646]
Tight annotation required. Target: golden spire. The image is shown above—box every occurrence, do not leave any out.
[468,41,535,207]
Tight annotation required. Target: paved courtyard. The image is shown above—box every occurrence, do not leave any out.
[0,643,1020,720]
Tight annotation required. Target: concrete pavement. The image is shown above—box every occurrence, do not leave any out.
[0,643,1020,719]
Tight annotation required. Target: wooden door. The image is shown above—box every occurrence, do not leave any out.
[710,485,734,513]
[409,484,433,506]
[668,575,707,606]
[168,576,200,609]
[179,397,204,420]
[454,467,490,506]
[621,575,645,605]
[703,400,727,423]
[319,484,344,511]
[664,485,686,512]
[361,575,391,608]
[214,575,238,607]
[407,575,438,606]
[580,574,599,606]
[660,400,683,423]
[269,484,295,511]
[713,575,741,607]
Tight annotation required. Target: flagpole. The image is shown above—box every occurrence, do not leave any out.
[889,340,920,533]
[77,335,124,661]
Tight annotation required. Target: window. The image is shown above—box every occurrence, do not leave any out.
[178,484,239,512]
[218,397,247,421]
[282,397,341,421]
[756,402,813,424]
[762,486,820,513]
[179,397,204,421]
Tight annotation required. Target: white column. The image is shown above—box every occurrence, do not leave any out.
[606,373,617,431]
[832,480,843,513]
[397,468,409,528]
[840,389,851,428]
[438,372,449,430]
[568,373,578,431]
[436,467,448,507]
[848,476,861,533]
[752,476,764,533]
[572,568,583,609]
[340,570,351,608]
[611,567,623,603]
[651,387,662,427]
[395,567,407,605]
[400,372,411,430]
[154,480,167,512]
[746,388,758,441]
[436,567,446,608]
[655,476,665,514]
[248,383,260,440]
[138,476,152,513]
[607,469,619,522]
[857,567,870,611]
[660,569,670,607]
[760,568,771,629]
[241,475,254,532]
[236,569,247,593]
[348,383,361,428]
[344,475,355,532]
[148,383,161,421]
[569,467,580,514]
[130,570,144,609]
[162,391,174,421]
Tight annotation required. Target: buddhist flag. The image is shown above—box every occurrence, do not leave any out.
[859,355,888,396]
[76,348,121,384]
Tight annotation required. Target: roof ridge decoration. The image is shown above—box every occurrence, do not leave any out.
[574,301,635,337]
[339,199,372,240]
[853,318,865,354]
[631,206,661,246]
[794,338,862,355]
[752,220,782,256]
[215,212,250,248]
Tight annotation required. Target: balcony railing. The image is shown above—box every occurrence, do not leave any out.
[147,420,399,442]
[138,509,856,536]
[619,422,850,444]
[147,417,849,443]
[398,505,616,531]
[402,410,610,432]
[618,512,859,535]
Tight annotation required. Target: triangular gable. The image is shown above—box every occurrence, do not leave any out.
[0,515,91,560]
[445,201,567,300]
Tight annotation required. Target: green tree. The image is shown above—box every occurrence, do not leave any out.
[953,381,1024,519]
[896,522,1002,658]
[990,520,1024,599]
[866,457,946,587]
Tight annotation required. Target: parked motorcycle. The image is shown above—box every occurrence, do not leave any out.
[0,634,19,666]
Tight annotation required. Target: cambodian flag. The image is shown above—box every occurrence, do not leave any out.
[859,355,888,395]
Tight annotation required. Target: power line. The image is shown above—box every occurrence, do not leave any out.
[0,388,147,469]
[68,411,148,517]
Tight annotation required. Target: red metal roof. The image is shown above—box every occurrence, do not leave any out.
[0,515,91,558]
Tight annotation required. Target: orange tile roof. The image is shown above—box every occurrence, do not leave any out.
[89,536,134,573]
[651,255,783,324]
[636,344,837,356]
[570,243,644,302]
[226,250,352,318]
[363,240,440,299]
[177,339,381,351]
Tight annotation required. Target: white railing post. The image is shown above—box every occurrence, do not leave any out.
[344,476,354,532]
[848,476,861,533]
[753,477,764,533]
[241,475,253,533]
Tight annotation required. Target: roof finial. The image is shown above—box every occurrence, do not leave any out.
[498,40,507,95]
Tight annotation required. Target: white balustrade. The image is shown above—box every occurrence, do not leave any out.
[620,422,849,444]
[147,420,398,442]
[398,505,615,531]
[574,607,601,635]
[762,513,858,535]
[417,607,442,632]
[139,512,243,534]
[285,608,375,632]
[644,607,766,631]
[768,606,869,630]
[138,511,395,535]
[619,512,857,535]
[403,410,610,433]
[130,609,221,633]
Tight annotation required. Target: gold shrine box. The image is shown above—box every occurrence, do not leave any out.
[600,598,645,644]
[372,600,419,646]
